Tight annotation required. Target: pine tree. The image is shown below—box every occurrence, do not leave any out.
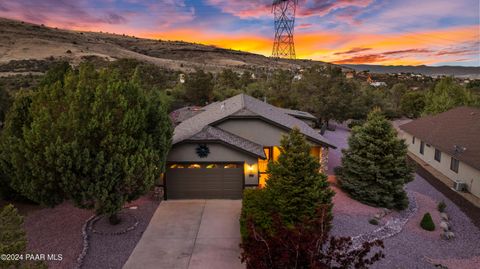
[337,109,413,209]
[0,204,26,269]
[266,128,334,226]
[0,63,172,224]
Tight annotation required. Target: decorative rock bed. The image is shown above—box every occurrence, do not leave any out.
[351,191,418,249]
[74,210,140,269]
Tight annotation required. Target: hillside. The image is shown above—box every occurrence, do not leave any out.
[0,18,324,74]
[342,64,480,79]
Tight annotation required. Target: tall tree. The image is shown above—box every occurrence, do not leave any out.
[0,86,10,128]
[184,69,214,105]
[336,109,414,210]
[400,91,426,118]
[423,77,477,115]
[266,128,334,225]
[0,64,172,224]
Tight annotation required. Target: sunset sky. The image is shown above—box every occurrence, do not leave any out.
[1,0,479,66]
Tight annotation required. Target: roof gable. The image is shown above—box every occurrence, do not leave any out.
[172,94,335,148]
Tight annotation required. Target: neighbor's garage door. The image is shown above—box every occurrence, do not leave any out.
[166,163,244,199]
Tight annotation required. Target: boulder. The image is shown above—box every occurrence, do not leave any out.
[440,212,449,221]
[442,231,455,240]
[439,221,450,231]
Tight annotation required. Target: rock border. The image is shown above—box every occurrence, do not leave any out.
[351,191,418,249]
[74,215,96,269]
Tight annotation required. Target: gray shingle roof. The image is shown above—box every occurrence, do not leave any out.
[173,94,335,148]
[280,108,317,120]
[400,107,480,171]
[187,126,266,158]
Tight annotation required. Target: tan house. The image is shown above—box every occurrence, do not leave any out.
[399,107,480,199]
[164,94,335,199]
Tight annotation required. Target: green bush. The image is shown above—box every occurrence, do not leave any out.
[240,189,272,239]
[369,218,379,225]
[420,213,435,231]
[437,201,447,212]
[0,204,26,269]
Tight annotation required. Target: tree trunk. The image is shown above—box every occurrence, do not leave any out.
[109,213,121,225]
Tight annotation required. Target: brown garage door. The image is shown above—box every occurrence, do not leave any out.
[166,163,244,199]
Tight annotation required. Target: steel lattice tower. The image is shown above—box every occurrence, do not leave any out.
[272,0,298,59]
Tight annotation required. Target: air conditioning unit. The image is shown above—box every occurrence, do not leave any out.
[453,180,466,192]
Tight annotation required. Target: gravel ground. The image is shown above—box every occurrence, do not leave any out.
[324,123,480,269]
[81,195,160,269]
[23,203,92,269]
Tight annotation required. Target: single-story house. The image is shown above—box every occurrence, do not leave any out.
[162,94,335,199]
[399,107,480,199]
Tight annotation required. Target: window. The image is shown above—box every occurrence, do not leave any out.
[224,164,239,169]
[170,164,185,169]
[412,136,415,144]
[450,158,459,173]
[434,149,441,162]
[188,164,202,169]
[420,141,425,155]
[205,164,219,169]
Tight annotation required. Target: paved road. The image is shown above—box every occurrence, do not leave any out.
[123,200,244,269]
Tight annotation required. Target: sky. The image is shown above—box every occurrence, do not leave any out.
[1,0,479,66]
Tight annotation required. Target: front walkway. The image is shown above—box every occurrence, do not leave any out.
[123,200,244,269]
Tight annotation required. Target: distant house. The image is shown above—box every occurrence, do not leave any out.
[345,71,355,79]
[399,107,480,199]
[370,81,387,87]
[163,94,335,199]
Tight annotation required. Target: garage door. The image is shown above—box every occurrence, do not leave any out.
[166,163,244,199]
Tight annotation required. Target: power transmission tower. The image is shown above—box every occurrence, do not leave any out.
[272,0,298,59]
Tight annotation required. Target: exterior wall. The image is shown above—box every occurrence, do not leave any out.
[215,118,288,146]
[402,132,480,198]
[167,142,258,185]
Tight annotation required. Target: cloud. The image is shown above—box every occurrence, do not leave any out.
[333,54,386,64]
[334,47,371,55]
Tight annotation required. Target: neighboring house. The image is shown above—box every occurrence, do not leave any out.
[370,81,387,87]
[279,108,318,128]
[399,107,480,199]
[163,94,335,199]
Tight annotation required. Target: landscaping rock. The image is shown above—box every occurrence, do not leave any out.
[440,212,449,221]
[439,221,450,231]
[442,231,455,240]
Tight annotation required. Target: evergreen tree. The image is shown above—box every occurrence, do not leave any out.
[266,128,334,226]
[337,109,413,210]
[0,64,172,224]
[0,204,26,269]
[423,77,477,115]
[400,91,426,118]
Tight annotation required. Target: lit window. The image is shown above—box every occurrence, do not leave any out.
[224,164,239,169]
[450,158,459,173]
[188,164,202,169]
[206,164,219,169]
[170,164,185,169]
[259,174,269,188]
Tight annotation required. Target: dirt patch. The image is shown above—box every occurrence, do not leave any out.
[406,192,442,239]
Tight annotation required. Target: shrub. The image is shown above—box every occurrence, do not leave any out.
[241,205,384,269]
[338,109,414,210]
[438,201,447,212]
[369,218,379,225]
[420,213,435,231]
[0,204,26,268]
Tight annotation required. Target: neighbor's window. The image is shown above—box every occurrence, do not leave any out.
[434,149,441,162]
[450,158,459,173]
[412,136,415,144]
[420,141,425,155]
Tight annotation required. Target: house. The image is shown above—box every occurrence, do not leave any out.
[279,108,318,128]
[399,107,480,199]
[370,81,387,87]
[162,94,335,199]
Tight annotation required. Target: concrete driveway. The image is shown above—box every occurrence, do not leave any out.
[123,200,245,269]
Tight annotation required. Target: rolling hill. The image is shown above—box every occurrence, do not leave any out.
[342,64,480,79]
